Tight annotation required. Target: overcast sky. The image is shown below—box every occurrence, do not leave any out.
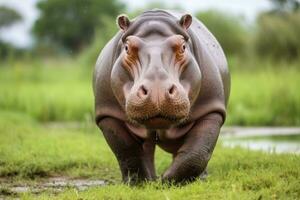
[0,0,272,48]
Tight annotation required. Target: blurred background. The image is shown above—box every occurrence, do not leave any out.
[0,0,299,126]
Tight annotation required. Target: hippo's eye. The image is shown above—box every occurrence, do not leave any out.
[125,44,129,53]
[182,44,186,52]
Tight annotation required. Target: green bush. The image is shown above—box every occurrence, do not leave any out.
[195,10,247,56]
[33,0,123,53]
[254,12,300,60]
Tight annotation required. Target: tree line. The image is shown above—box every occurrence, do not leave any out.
[0,0,300,62]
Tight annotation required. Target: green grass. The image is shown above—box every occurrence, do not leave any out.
[0,112,299,199]
[227,64,300,126]
[0,111,119,181]
[0,59,93,122]
[1,59,300,126]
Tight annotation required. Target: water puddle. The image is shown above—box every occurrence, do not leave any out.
[221,127,300,154]
[221,137,300,153]
[0,177,106,197]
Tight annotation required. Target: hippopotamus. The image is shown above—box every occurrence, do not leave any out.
[93,9,230,184]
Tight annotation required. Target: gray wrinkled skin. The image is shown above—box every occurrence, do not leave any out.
[93,9,230,184]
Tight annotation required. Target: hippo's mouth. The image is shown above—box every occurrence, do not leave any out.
[132,114,185,129]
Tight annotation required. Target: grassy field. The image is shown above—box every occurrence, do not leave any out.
[0,59,300,126]
[0,59,93,122]
[0,112,299,199]
[228,66,300,126]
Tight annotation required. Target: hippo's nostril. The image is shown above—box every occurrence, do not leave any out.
[141,85,148,95]
[168,84,177,96]
[137,85,148,98]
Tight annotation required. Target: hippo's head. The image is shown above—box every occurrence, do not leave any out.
[111,11,201,129]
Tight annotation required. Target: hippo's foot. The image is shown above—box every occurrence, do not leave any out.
[161,150,209,184]
[98,117,156,185]
[162,167,208,185]
[119,155,157,185]
[161,112,222,184]
[199,169,208,180]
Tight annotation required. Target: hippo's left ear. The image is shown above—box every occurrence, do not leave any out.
[117,14,131,31]
[179,14,192,30]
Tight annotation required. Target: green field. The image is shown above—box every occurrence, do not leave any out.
[0,59,300,199]
[0,112,299,199]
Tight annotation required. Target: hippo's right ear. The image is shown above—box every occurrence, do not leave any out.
[117,15,130,31]
[179,14,192,30]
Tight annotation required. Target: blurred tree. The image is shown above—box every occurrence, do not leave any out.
[33,0,124,53]
[0,6,22,28]
[270,0,300,12]
[196,10,247,56]
[0,6,22,59]
[255,12,300,61]
[253,0,300,61]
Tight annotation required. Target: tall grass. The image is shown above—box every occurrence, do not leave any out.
[227,62,300,126]
[0,59,93,122]
[0,58,299,126]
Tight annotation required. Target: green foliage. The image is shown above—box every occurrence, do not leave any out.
[270,0,300,12]
[195,10,247,56]
[226,61,300,126]
[33,0,123,53]
[0,6,22,28]
[0,6,22,59]
[0,41,27,61]
[0,41,14,59]
[254,12,300,61]
[0,59,93,122]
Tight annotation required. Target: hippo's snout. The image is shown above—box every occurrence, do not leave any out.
[137,83,179,101]
[126,81,190,129]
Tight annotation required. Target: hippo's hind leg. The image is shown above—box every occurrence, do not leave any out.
[98,117,156,184]
[162,113,223,183]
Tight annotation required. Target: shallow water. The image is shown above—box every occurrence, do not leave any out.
[0,178,106,196]
[221,134,300,154]
[222,138,300,154]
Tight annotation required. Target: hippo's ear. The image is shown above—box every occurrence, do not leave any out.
[117,14,130,31]
[179,14,192,30]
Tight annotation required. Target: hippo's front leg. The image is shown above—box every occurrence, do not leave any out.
[162,113,223,183]
[98,117,156,184]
